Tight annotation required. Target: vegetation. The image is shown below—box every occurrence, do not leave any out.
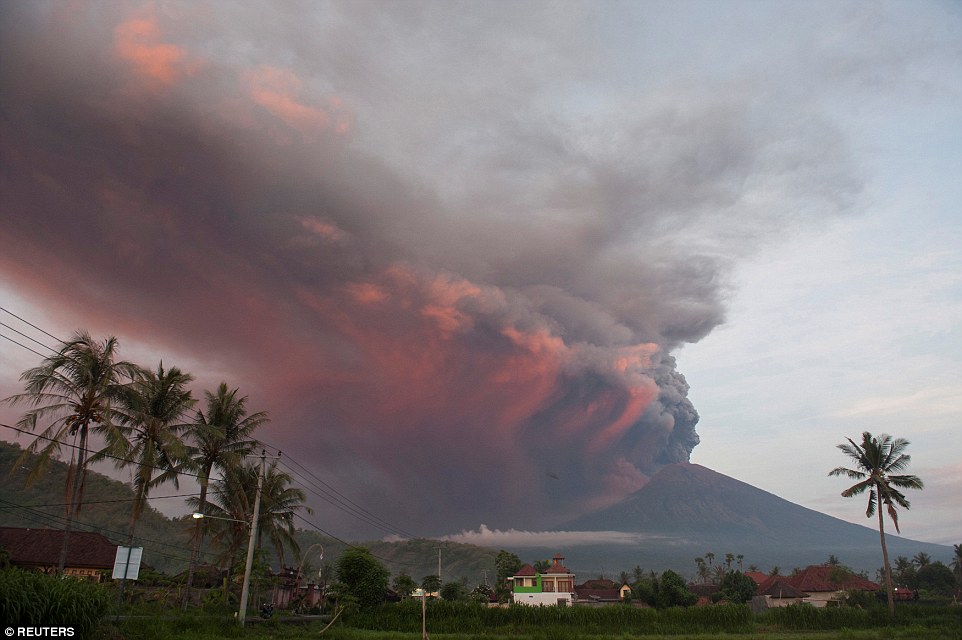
[182,382,266,607]
[829,431,924,615]
[0,568,110,637]
[335,547,390,609]
[2,331,960,640]
[99,362,195,541]
[4,331,141,572]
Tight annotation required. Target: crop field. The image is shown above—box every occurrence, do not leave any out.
[103,602,962,640]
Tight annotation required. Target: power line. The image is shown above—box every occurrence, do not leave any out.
[0,497,217,565]
[2,309,426,550]
[0,305,63,343]
[276,456,416,539]
[289,510,419,570]
[0,333,48,359]
[0,320,57,353]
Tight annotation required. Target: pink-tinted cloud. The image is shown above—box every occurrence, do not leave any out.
[244,66,354,141]
[114,13,199,87]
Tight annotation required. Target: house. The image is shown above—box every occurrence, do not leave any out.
[510,553,576,606]
[574,578,632,605]
[757,565,879,608]
[756,577,807,607]
[0,527,116,582]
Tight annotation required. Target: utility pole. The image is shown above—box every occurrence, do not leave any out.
[435,545,442,583]
[238,450,267,626]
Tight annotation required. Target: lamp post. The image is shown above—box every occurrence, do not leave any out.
[239,450,266,626]
[190,448,267,626]
[190,511,250,615]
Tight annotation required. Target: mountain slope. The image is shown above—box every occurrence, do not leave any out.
[554,463,951,574]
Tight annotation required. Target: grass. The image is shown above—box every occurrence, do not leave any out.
[97,604,962,640]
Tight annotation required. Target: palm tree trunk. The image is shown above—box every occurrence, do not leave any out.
[182,467,211,610]
[877,484,895,616]
[58,426,88,574]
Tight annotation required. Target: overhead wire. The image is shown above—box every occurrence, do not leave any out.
[0,496,219,565]
[1,307,431,553]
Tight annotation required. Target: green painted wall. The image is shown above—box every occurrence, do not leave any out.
[513,574,542,593]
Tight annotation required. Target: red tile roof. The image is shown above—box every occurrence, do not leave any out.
[782,565,879,593]
[745,571,770,585]
[0,527,116,570]
[515,563,537,577]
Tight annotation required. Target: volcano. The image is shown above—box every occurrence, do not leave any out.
[547,463,950,575]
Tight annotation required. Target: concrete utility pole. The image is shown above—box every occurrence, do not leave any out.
[238,450,267,626]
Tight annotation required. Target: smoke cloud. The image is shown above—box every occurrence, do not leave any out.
[0,1,860,536]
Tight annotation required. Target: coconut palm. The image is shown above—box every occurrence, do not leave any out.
[96,362,194,541]
[912,552,931,569]
[829,431,924,616]
[951,544,962,585]
[181,383,266,608]
[192,458,310,569]
[4,331,140,572]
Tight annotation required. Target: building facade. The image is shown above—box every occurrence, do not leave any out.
[510,553,576,606]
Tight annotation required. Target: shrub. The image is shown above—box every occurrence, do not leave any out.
[0,569,110,638]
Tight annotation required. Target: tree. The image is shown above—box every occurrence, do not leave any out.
[494,549,521,603]
[694,557,709,584]
[4,331,140,572]
[440,581,467,601]
[533,559,550,572]
[421,574,442,594]
[99,362,194,541]
[719,571,757,604]
[951,544,962,585]
[893,556,915,586]
[912,552,931,569]
[196,458,310,569]
[915,562,956,596]
[829,431,924,616]
[654,570,697,608]
[181,383,266,608]
[335,547,389,609]
[470,583,494,604]
[392,573,417,598]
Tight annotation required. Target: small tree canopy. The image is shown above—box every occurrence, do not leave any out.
[719,570,757,604]
[335,547,389,609]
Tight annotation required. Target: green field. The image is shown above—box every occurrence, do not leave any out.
[102,602,962,640]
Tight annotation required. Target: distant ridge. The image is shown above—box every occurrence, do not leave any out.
[551,462,951,574]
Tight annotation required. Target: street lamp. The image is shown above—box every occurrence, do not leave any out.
[190,449,268,626]
[191,512,248,524]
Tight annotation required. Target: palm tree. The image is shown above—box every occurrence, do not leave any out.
[4,331,140,572]
[912,552,931,569]
[893,556,913,584]
[181,383,266,608]
[96,362,194,541]
[951,544,962,585]
[829,431,924,616]
[192,458,310,571]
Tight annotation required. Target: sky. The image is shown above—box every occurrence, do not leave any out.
[1,0,959,547]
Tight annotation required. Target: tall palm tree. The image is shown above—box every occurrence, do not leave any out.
[4,331,140,572]
[96,362,194,541]
[912,552,931,569]
[181,383,266,608]
[829,431,924,616]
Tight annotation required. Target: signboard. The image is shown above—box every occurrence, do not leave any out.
[112,546,143,580]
